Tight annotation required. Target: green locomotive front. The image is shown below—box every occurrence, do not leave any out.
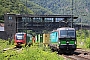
[57,27,77,53]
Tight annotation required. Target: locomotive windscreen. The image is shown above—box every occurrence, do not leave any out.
[60,30,75,37]
[16,34,24,40]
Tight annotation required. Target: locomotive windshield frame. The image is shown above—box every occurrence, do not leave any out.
[57,27,76,38]
[60,30,75,37]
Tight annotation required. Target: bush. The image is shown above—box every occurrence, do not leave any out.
[10,46,64,60]
[85,38,90,48]
[77,30,90,48]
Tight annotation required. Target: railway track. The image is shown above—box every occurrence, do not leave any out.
[75,48,90,55]
[2,46,23,52]
[61,48,90,60]
[49,45,90,60]
[63,54,90,60]
[1,46,23,59]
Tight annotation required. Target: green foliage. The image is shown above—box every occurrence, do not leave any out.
[20,0,53,15]
[0,39,15,52]
[29,0,89,14]
[0,0,34,21]
[27,30,36,36]
[77,30,90,48]
[85,38,90,48]
[77,29,89,39]
[11,39,14,45]
[2,50,18,60]
[10,46,64,60]
[0,54,4,60]
[0,39,10,51]
[0,20,4,23]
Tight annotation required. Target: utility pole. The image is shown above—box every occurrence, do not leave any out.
[71,0,73,28]
[25,0,28,46]
[16,19,18,32]
[26,0,27,14]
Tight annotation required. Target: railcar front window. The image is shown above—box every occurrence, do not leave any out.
[16,34,24,40]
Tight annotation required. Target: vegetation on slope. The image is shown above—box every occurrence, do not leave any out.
[0,0,34,21]
[30,0,90,15]
[20,0,53,15]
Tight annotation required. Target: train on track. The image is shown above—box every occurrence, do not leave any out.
[49,27,77,54]
[14,32,32,47]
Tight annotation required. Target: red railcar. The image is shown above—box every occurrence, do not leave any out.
[14,32,26,47]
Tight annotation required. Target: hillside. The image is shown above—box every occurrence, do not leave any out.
[20,0,53,15]
[0,0,34,21]
[30,0,89,15]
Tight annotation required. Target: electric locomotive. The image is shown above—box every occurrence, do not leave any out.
[50,27,77,54]
[14,32,32,47]
[57,27,77,53]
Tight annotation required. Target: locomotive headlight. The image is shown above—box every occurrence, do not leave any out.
[75,41,76,44]
[67,41,69,44]
[58,42,60,44]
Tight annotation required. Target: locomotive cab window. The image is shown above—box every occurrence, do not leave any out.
[60,30,75,37]
[68,30,75,37]
[16,34,24,40]
[60,30,67,37]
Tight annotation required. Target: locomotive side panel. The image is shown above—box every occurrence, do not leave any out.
[50,31,58,43]
[49,31,59,51]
